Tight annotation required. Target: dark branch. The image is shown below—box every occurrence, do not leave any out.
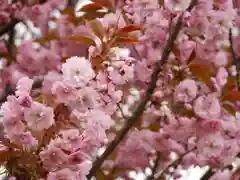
[147,152,161,180]
[199,169,214,180]
[0,19,19,37]
[87,0,198,178]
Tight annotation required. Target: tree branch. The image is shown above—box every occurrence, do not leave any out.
[229,29,240,91]
[0,19,19,37]
[147,152,161,180]
[87,1,198,178]
[199,169,214,180]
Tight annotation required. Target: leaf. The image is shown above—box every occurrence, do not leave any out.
[222,103,236,115]
[222,76,237,95]
[83,11,108,21]
[34,94,55,106]
[96,170,106,180]
[115,35,141,45]
[119,25,144,33]
[222,90,240,103]
[189,63,214,85]
[67,35,96,46]
[187,50,196,64]
[0,150,11,163]
[61,7,75,17]
[148,122,161,132]
[91,56,104,72]
[88,19,105,40]
[35,32,58,44]
[79,3,104,12]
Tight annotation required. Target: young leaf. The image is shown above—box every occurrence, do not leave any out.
[189,63,214,85]
[115,35,141,45]
[88,19,105,40]
[119,25,144,33]
[67,35,96,46]
[35,32,58,44]
[79,3,104,12]
[222,90,240,103]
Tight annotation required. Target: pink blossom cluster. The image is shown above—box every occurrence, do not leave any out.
[0,0,240,179]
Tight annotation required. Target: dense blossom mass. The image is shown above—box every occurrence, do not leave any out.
[0,0,239,179]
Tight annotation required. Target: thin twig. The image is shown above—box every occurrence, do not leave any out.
[229,29,240,91]
[116,102,129,120]
[87,1,197,178]
[147,152,161,180]
[155,148,196,180]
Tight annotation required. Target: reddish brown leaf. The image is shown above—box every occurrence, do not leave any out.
[115,36,141,44]
[189,63,214,85]
[91,56,104,72]
[79,3,104,12]
[67,35,96,46]
[119,25,144,33]
[88,19,105,40]
[35,32,58,44]
[223,90,240,103]
[0,150,11,163]
[96,170,106,180]
[187,50,196,64]
[61,7,75,17]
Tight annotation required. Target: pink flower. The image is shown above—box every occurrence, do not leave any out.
[58,129,87,152]
[197,133,225,159]
[24,102,54,131]
[194,94,221,120]
[212,67,228,90]
[197,119,222,135]
[15,77,33,97]
[61,56,95,88]
[40,145,68,170]
[51,81,76,104]
[86,109,114,130]
[212,52,228,68]
[209,170,231,180]
[165,0,191,12]
[68,86,102,112]
[42,71,62,94]
[47,168,77,180]
[174,79,198,103]
[179,41,196,64]
[8,131,38,150]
